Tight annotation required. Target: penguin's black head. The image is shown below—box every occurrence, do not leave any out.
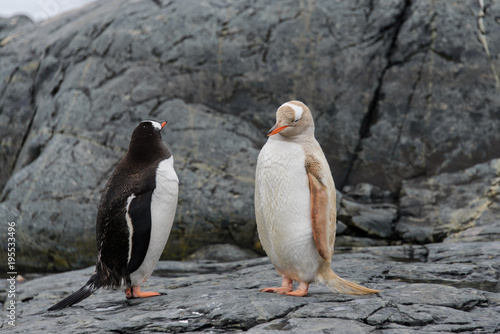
[131,120,166,141]
[128,120,171,160]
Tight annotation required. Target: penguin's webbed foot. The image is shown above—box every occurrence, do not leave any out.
[125,286,161,299]
[261,281,309,297]
[260,286,293,293]
[259,276,294,294]
[283,281,309,297]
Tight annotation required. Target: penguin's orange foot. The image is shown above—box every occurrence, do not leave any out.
[282,281,309,297]
[260,276,294,294]
[125,287,161,299]
[259,287,293,293]
[283,288,308,297]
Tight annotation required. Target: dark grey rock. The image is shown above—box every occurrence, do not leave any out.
[186,243,259,262]
[354,243,430,263]
[335,235,390,248]
[336,220,348,235]
[0,58,39,190]
[385,263,499,291]
[342,183,393,204]
[426,240,500,263]
[380,284,488,310]
[290,297,388,321]
[397,159,500,243]
[340,199,397,238]
[2,242,500,333]
[154,257,270,279]
[248,317,375,334]
[444,221,500,243]
[0,135,120,271]
[345,0,500,191]
[336,182,397,243]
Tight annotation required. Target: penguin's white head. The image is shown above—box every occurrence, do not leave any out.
[267,101,314,138]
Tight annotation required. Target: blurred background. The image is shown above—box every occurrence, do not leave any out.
[0,0,499,273]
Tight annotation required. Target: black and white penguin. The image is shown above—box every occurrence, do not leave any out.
[48,120,179,311]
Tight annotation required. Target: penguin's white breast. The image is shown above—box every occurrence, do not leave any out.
[255,138,319,281]
[129,157,179,285]
[151,156,179,238]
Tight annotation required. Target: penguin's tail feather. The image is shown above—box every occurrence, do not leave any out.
[48,273,100,311]
[320,268,380,295]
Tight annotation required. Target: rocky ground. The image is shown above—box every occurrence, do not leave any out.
[1,242,499,333]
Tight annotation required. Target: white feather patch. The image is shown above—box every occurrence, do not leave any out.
[146,120,162,130]
[281,103,304,121]
[125,194,136,263]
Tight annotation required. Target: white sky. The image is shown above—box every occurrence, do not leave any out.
[0,0,97,21]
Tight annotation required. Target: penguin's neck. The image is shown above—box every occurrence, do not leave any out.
[271,131,315,144]
[127,139,171,165]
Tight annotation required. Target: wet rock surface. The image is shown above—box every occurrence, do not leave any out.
[186,243,259,263]
[1,242,499,333]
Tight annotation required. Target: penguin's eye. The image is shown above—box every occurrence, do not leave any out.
[294,119,300,123]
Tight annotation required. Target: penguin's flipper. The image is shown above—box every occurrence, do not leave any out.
[47,273,100,311]
[126,191,153,274]
[308,173,329,260]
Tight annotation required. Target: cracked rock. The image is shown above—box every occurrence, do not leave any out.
[396,159,500,244]
[337,183,397,242]
[345,0,500,191]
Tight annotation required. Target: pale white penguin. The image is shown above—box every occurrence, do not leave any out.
[255,101,380,296]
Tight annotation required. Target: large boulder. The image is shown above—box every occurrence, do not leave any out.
[0,0,499,271]
[345,0,500,190]
[396,158,500,243]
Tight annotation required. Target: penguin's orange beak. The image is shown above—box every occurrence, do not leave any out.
[267,123,288,136]
[161,121,167,129]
